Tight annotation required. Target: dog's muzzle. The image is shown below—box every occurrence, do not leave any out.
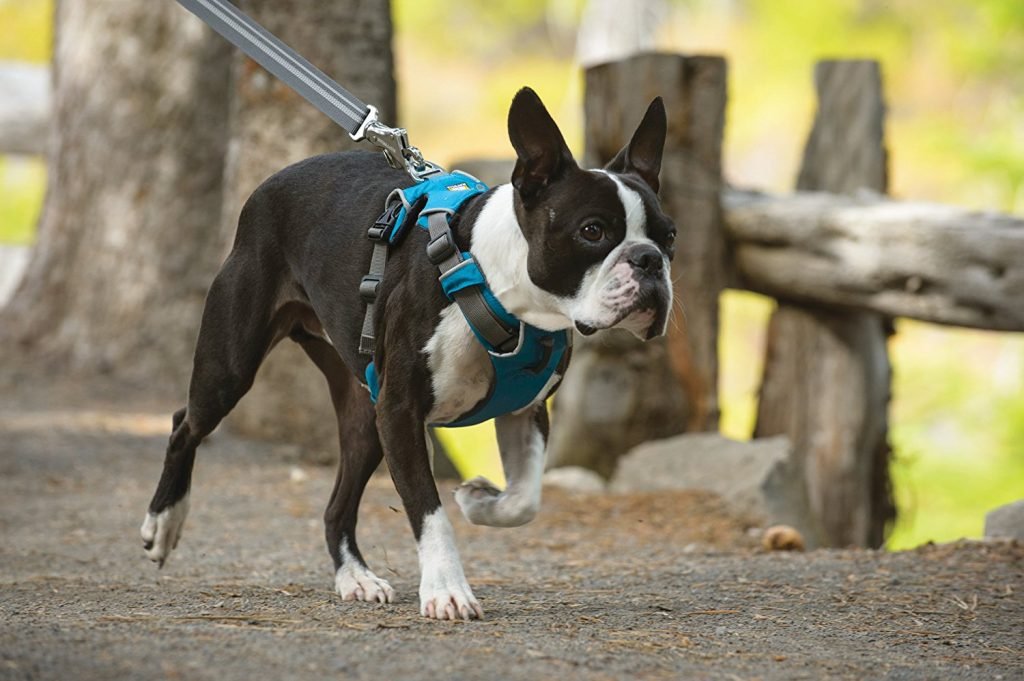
[575,243,672,340]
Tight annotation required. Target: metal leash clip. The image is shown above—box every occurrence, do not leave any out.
[351,106,444,181]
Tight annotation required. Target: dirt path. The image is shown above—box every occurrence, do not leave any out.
[1,400,1021,681]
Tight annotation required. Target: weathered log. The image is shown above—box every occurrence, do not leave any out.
[725,189,1024,331]
[548,53,727,476]
[754,60,894,548]
[0,63,49,156]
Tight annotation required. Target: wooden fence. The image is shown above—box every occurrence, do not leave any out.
[566,54,1022,548]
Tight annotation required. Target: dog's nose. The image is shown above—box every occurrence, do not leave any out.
[626,245,663,275]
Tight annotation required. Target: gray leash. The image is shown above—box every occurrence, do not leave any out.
[176,0,442,181]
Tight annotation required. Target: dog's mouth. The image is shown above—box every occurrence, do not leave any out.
[575,304,665,340]
[573,276,671,340]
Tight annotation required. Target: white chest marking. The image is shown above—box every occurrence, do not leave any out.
[424,304,493,424]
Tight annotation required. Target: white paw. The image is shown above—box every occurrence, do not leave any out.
[454,476,538,528]
[420,578,483,621]
[140,495,189,567]
[417,507,483,620]
[334,563,395,604]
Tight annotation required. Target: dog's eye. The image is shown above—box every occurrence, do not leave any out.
[580,223,604,242]
[664,231,676,250]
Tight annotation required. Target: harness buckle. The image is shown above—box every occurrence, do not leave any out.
[426,229,458,265]
[359,275,381,303]
[366,202,402,242]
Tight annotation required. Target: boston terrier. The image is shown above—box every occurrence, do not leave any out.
[141,87,675,620]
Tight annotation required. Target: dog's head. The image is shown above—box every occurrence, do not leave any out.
[504,87,674,341]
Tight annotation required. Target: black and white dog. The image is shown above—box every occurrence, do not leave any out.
[141,88,675,620]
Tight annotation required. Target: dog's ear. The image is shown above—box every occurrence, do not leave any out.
[605,97,666,193]
[508,87,576,200]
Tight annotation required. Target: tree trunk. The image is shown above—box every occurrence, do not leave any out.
[753,60,895,548]
[547,54,727,477]
[0,1,232,396]
[222,0,396,462]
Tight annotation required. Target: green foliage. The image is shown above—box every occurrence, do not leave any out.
[0,0,52,62]
[0,157,45,245]
[887,322,1024,549]
[720,0,1024,211]
[718,291,774,441]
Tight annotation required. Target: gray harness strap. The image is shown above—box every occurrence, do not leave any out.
[425,212,519,353]
[358,202,403,355]
[358,240,388,355]
[357,206,519,358]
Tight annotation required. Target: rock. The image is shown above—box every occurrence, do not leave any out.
[543,466,607,493]
[610,433,821,547]
[985,500,1024,540]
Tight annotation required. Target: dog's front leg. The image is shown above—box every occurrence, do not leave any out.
[455,403,548,527]
[377,396,483,620]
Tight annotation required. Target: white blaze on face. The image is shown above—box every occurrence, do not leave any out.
[568,171,668,333]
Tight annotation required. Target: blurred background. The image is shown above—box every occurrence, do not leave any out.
[1,0,1021,549]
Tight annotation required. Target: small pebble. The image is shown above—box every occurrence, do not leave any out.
[762,525,805,551]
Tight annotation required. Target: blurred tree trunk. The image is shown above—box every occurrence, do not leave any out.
[0,0,232,395]
[222,0,396,463]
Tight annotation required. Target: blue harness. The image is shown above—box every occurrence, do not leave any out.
[361,172,570,428]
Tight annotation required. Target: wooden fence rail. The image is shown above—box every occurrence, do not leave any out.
[724,189,1024,331]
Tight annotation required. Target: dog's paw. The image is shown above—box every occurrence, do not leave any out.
[454,477,538,528]
[455,476,502,500]
[420,579,483,621]
[334,563,395,604]
[140,496,190,567]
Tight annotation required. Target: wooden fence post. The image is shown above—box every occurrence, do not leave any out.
[547,53,727,477]
[753,60,895,547]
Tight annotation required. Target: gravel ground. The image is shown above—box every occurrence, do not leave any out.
[1,399,1021,681]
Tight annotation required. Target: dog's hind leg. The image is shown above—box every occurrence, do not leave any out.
[454,403,548,528]
[141,254,280,566]
[293,333,393,604]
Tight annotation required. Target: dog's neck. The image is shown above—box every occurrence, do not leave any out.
[469,184,573,332]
